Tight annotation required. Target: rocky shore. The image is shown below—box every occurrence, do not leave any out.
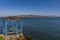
[0,34,32,40]
[0,34,26,40]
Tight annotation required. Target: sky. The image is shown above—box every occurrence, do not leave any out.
[0,0,60,16]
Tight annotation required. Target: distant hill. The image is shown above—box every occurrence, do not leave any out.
[15,15,60,18]
[1,15,60,19]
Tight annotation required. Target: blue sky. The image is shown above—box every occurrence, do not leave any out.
[0,0,60,16]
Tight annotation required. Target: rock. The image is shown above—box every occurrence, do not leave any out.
[9,36,17,40]
[5,36,17,40]
[17,35,26,40]
[5,37,10,40]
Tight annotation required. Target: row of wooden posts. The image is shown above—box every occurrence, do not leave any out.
[0,17,23,37]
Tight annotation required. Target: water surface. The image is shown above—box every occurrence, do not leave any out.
[23,18,60,40]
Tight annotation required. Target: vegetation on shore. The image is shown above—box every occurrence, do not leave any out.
[0,36,4,40]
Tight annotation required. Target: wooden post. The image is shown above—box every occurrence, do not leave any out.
[15,20,18,37]
[3,19,4,34]
[4,19,8,37]
[21,21,23,35]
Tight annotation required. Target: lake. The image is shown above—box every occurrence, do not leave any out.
[23,18,60,40]
[0,18,60,40]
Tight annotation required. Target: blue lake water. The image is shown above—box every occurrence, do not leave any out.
[0,18,60,40]
[23,18,60,40]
